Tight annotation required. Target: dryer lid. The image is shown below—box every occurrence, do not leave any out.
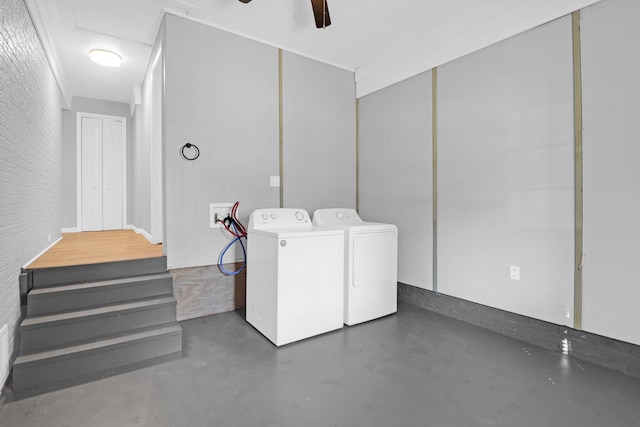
[312,208,363,226]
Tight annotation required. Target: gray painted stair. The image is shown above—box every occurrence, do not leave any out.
[13,256,182,392]
[20,296,177,353]
[31,256,168,288]
[27,273,174,316]
[13,324,182,391]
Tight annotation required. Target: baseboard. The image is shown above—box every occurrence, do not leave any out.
[67,225,155,244]
[19,270,33,305]
[22,237,62,269]
[0,324,9,397]
[127,225,153,244]
[398,283,640,380]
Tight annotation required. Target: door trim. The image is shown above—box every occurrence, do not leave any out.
[76,112,127,231]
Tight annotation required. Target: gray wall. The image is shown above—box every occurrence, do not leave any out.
[61,97,133,229]
[438,16,575,327]
[0,0,62,360]
[282,52,356,213]
[164,15,280,269]
[163,15,356,270]
[581,0,640,345]
[132,106,150,234]
[359,72,433,290]
[359,0,640,346]
[132,20,165,238]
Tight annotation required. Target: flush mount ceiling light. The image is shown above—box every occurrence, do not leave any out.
[89,49,122,67]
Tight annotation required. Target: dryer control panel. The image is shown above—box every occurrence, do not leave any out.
[312,208,364,226]
[249,208,311,231]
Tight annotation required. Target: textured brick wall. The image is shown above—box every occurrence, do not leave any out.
[0,0,62,362]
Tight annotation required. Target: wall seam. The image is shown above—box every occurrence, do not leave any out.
[432,68,438,293]
[572,10,584,331]
[279,49,284,208]
[356,98,360,213]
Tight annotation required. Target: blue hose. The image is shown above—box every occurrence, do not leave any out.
[218,222,246,275]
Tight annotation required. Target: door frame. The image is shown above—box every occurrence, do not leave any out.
[76,112,127,231]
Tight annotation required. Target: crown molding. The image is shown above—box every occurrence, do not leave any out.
[24,0,72,109]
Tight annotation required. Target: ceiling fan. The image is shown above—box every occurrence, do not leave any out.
[238,0,331,29]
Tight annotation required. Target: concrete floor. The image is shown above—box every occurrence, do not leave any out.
[1,303,640,427]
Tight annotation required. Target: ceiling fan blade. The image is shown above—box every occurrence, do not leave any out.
[310,0,331,28]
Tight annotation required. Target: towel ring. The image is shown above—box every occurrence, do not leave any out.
[181,143,200,161]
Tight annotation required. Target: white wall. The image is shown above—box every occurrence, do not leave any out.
[282,53,356,214]
[581,0,640,345]
[355,0,604,98]
[359,16,576,327]
[162,15,357,270]
[163,15,280,269]
[358,0,640,346]
[359,18,577,323]
[132,105,149,235]
[437,16,575,327]
[358,72,433,290]
[152,1,640,348]
[132,89,152,236]
[132,21,164,240]
[61,97,133,230]
[0,0,62,361]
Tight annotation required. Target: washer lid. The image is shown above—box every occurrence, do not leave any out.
[249,208,311,231]
[248,208,343,237]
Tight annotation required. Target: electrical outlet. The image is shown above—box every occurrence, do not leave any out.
[510,265,520,281]
[210,203,234,228]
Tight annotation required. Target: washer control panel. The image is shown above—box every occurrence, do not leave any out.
[249,208,311,230]
[312,208,363,226]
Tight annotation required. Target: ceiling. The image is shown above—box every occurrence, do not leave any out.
[27,0,602,108]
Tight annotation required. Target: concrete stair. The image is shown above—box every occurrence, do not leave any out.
[12,257,182,391]
[26,273,174,316]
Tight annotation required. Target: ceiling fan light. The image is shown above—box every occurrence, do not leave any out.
[89,49,122,67]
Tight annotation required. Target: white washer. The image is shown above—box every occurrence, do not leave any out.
[312,208,398,326]
[246,208,345,346]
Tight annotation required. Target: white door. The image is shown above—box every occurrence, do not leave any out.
[81,117,103,231]
[102,119,124,230]
[81,116,125,231]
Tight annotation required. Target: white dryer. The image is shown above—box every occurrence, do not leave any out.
[246,208,345,346]
[312,208,398,326]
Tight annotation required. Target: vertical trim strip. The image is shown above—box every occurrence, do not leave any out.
[356,98,360,213]
[279,49,284,208]
[432,68,438,294]
[572,11,584,331]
